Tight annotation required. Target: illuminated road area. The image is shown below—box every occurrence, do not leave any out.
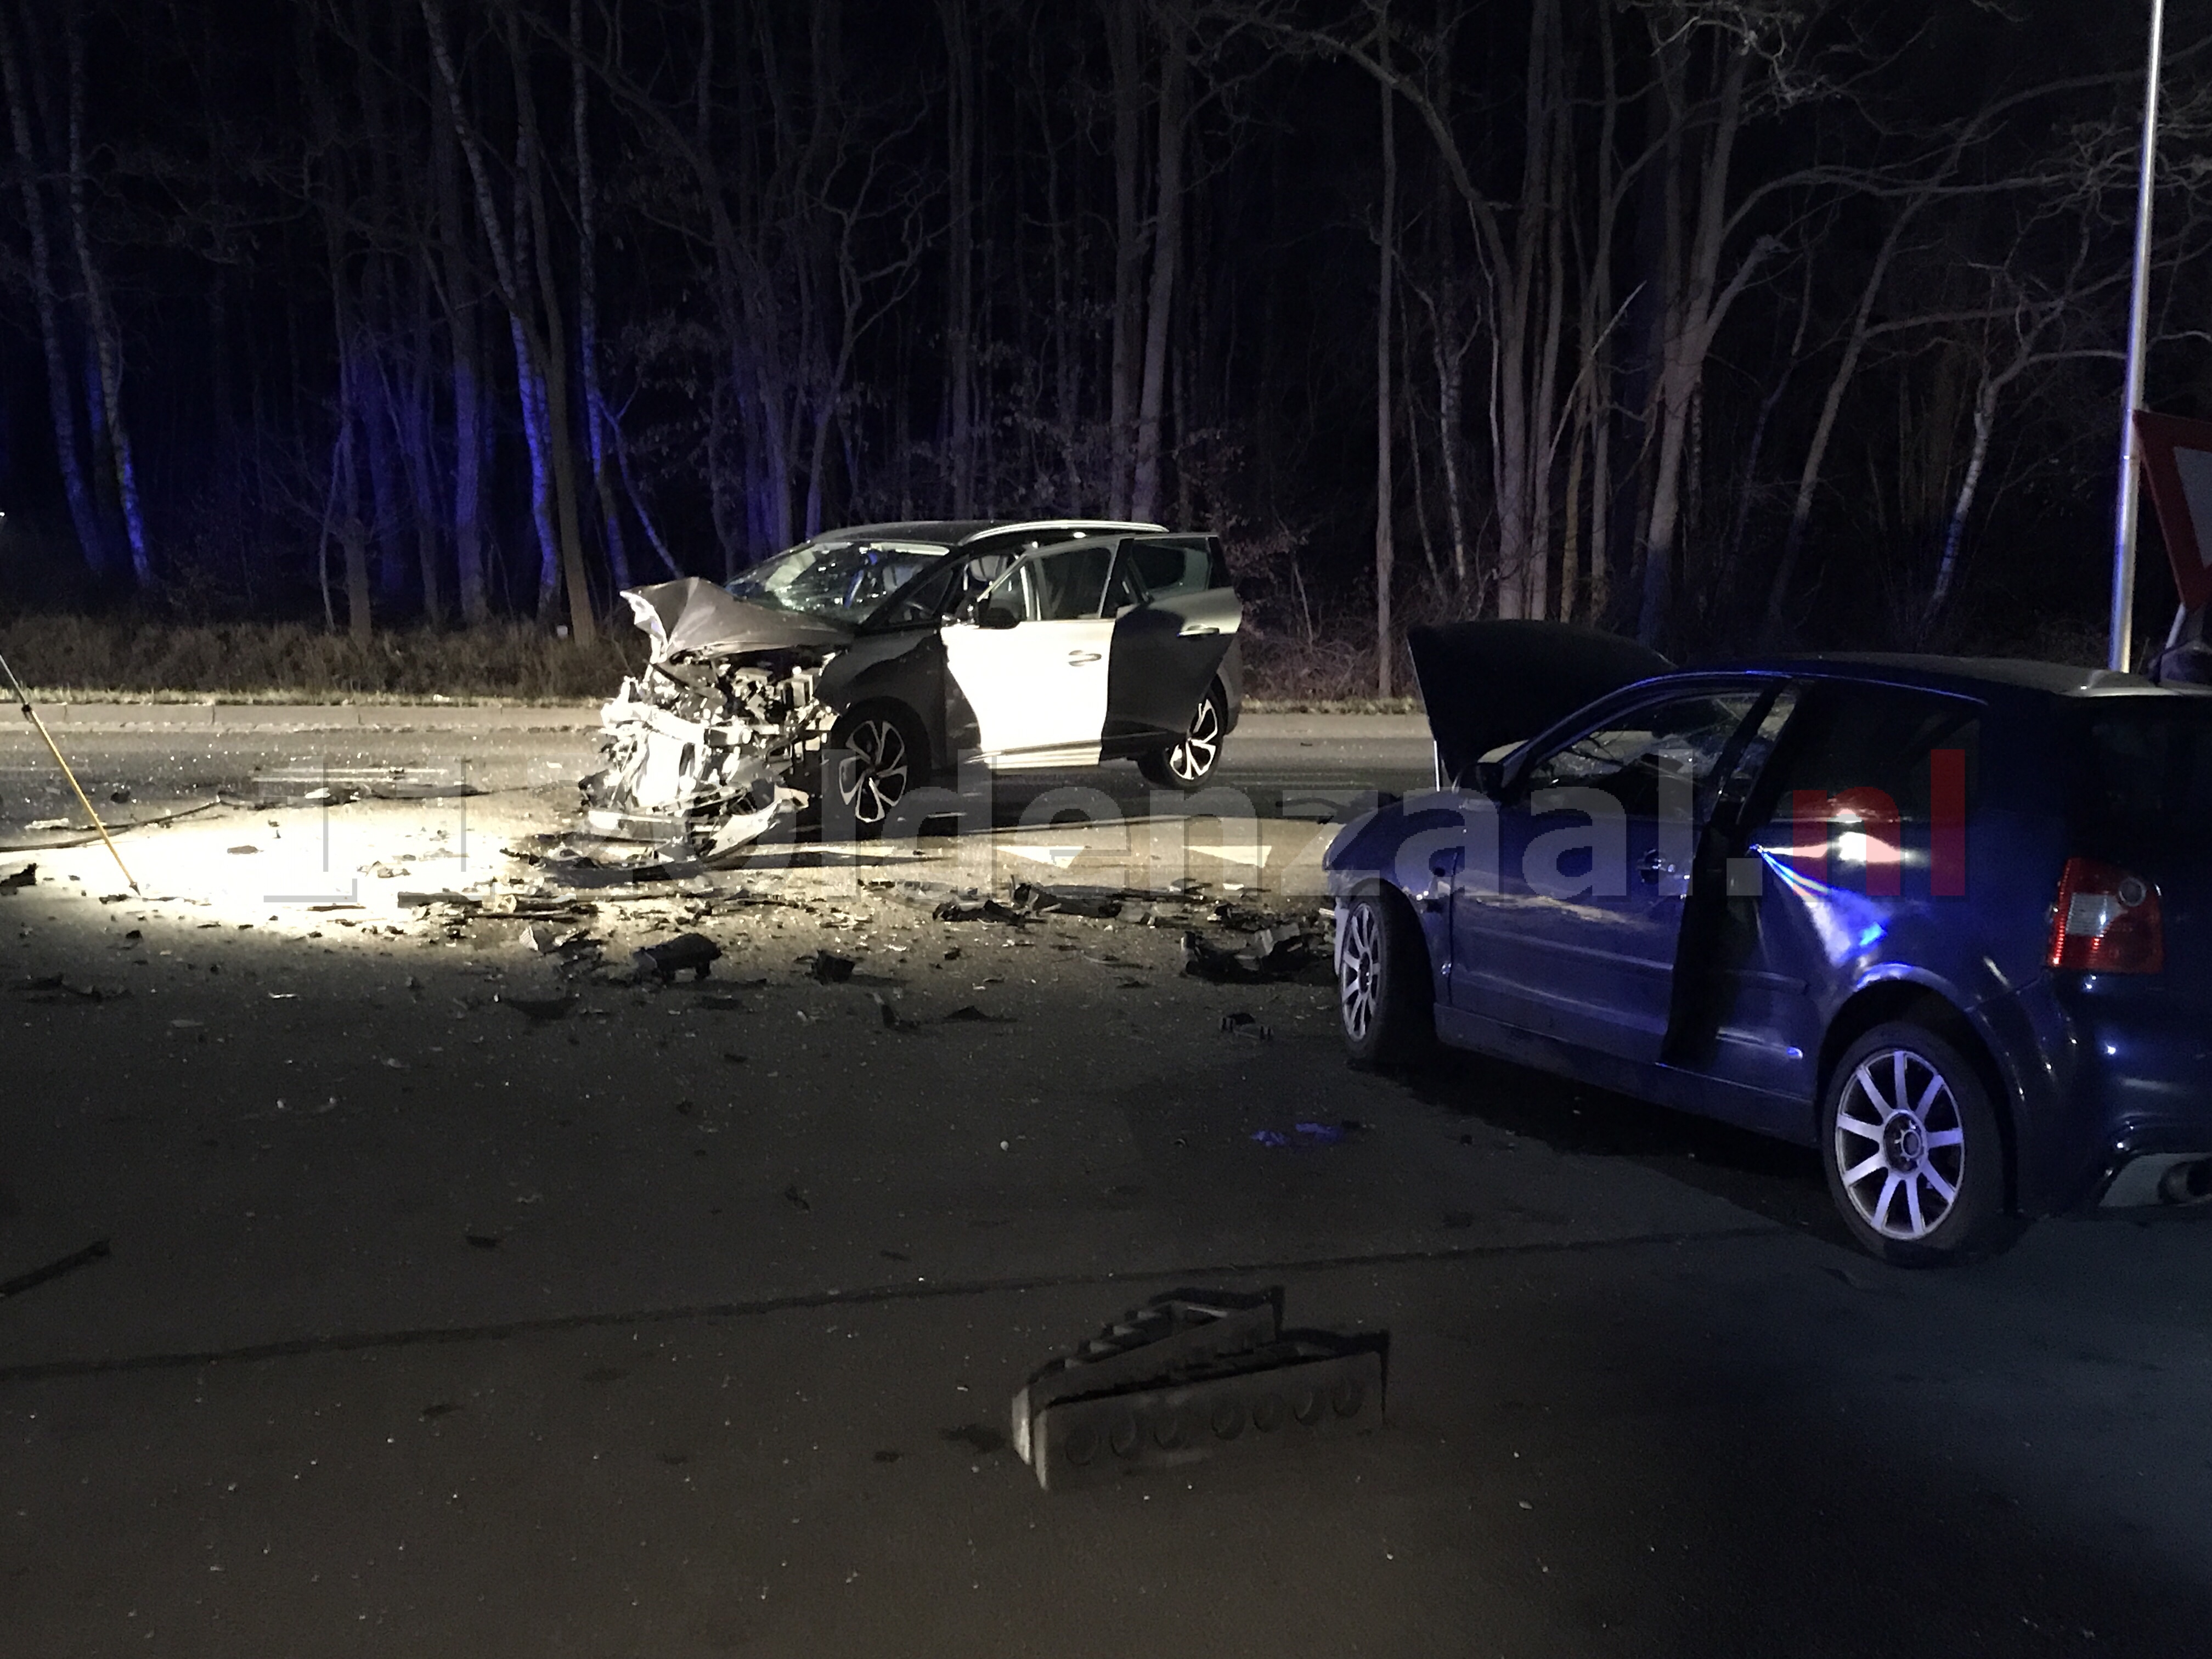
[2,711,2209,1655]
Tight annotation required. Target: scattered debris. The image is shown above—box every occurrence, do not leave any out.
[871,991,919,1032]
[226,844,259,856]
[631,932,722,982]
[8,974,123,1004]
[1219,1011,1271,1040]
[1181,925,1323,984]
[932,894,1029,924]
[0,1237,111,1300]
[0,864,33,895]
[807,951,856,984]
[464,1232,503,1250]
[941,1003,1010,1024]
[782,1184,811,1211]
[3,801,219,850]
[1008,882,1124,919]
[498,967,574,1021]
[1012,1289,1385,1492]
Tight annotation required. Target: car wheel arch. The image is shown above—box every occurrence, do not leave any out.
[1816,979,2019,1214]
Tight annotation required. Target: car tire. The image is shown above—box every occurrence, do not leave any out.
[1138,684,1227,791]
[831,706,927,834]
[1336,888,1434,1070]
[1821,1022,2018,1267]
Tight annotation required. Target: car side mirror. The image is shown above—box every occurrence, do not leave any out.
[978,603,1019,630]
[1469,758,1506,798]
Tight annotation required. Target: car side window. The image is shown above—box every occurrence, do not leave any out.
[1517,694,1761,819]
[1125,536,1223,600]
[1751,684,1980,824]
[866,558,960,630]
[990,544,1115,622]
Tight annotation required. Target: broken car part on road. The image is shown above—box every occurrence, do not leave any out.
[1013,1289,1384,1492]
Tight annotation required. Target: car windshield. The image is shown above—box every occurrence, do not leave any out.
[725,539,945,627]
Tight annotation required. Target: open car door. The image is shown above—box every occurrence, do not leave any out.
[1104,535,1242,746]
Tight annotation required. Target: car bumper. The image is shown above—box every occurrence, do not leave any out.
[1985,975,2212,1212]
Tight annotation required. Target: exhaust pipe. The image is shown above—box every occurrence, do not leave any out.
[2157,1158,2212,1205]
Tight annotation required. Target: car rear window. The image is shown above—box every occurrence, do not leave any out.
[2074,698,2212,830]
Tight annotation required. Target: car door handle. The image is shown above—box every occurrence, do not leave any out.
[1066,651,1102,664]
[1178,625,1221,637]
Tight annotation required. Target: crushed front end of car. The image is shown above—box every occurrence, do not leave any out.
[580,578,850,856]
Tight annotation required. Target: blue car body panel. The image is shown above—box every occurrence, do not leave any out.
[1325,652,2212,1218]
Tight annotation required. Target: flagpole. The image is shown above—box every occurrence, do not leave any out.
[2111,0,2166,673]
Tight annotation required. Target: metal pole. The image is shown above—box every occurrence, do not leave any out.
[0,648,139,894]
[2111,0,2166,673]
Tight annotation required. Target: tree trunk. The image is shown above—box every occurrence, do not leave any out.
[570,0,632,596]
[0,2,104,575]
[939,0,975,516]
[512,12,597,643]
[432,86,488,621]
[1105,0,1144,518]
[64,1,149,587]
[1130,1,1186,525]
[1638,38,1767,647]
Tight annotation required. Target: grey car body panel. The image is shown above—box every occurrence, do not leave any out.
[623,577,852,661]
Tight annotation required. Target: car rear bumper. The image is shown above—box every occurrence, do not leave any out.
[1987,976,2212,1212]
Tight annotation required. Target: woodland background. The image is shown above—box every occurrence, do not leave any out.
[1,0,2209,697]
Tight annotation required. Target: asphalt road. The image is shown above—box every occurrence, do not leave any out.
[2,713,2210,1657]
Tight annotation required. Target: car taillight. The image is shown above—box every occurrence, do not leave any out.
[2048,857,2164,973]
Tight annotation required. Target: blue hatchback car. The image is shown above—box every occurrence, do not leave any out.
[1324,622,2212,1265]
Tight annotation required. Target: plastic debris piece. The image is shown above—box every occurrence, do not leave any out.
[632,931,723,983]
[1250,1129,1291,1148]
[807,951,856,984]
[0,864,33,894]
[1220,1011,1272,1039]
[871,991,919,1032]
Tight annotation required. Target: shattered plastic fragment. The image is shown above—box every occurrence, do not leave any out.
[631,932,723,983]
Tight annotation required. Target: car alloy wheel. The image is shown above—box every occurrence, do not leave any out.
[834,714,912,827]
[1166,692,1222,785]
[1339,900,1382,1045]
[1334,889,1432,1069]
[1831,1045,1967,1242]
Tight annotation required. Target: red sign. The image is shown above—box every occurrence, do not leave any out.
[2133,409,2212,612]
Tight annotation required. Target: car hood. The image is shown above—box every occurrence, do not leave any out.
[619,578,854,662]
[1408,620,1673,785]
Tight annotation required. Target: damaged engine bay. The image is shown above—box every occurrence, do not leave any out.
[580,578,847,857]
